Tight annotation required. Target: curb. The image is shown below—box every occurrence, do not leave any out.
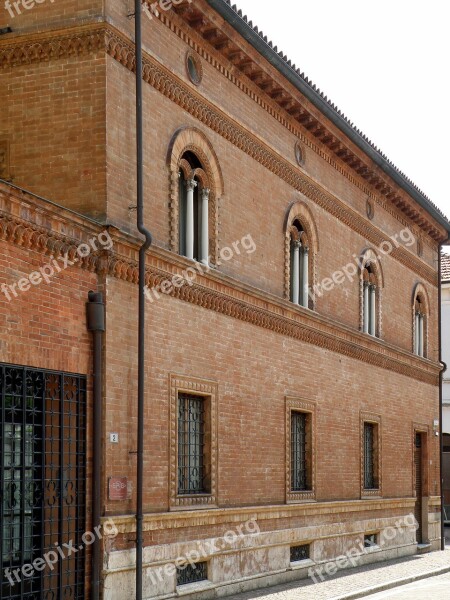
[329,565,450,600]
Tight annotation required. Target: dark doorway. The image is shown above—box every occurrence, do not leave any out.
[414,432,424,544]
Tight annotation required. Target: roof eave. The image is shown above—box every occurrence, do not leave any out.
[206,0,450,238]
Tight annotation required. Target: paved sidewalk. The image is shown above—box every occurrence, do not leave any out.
[227,547,450,600]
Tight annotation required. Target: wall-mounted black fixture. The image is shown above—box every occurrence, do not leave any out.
[0,27,12,35]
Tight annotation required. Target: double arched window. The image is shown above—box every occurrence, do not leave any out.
[168,127,224,267]
[413,284,429,358]
[285,201,318,311]
[360,250,383,338]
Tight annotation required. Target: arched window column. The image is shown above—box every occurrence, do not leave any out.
[185,178,197,260]
[200,188,210,265]
[291,239,301,305]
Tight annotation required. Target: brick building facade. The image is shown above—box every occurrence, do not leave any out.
[0,1,449,599]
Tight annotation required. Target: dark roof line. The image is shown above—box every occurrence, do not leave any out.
[441,253,450,282]
[207,0,450,236]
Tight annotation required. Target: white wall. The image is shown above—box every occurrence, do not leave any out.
[442,284,450,405]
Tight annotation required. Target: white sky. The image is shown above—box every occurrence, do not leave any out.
[233,0,450,221]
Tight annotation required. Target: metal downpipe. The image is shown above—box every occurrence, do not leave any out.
[134,1,153,598]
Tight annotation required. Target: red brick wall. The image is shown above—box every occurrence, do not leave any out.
[0,0,102,31]
[104,52,438,356]
[0,53,106,218]
[0,239,96,372]
[104,277,440,516]
[0,0,442,536]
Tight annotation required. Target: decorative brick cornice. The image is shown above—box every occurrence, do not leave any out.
[0,183,107,272]
[0,182,441,386]
[0,23,439,283]
[0,24,105,67]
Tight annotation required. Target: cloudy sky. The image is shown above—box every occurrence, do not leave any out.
[233,0,450,221]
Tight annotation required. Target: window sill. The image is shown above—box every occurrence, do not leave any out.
[176,581,214,596]
[290,558,315,570]
[363,544,381,553]
[170,494,218,511]
[361,491,382,500]
[286,491,316,504]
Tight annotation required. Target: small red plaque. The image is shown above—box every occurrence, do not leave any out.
[108,477,128,501]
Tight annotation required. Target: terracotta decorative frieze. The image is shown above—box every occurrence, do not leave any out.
[0,25,104,67]
[0,213,103,273]
[0,188,441,386]
[0,181,441,387]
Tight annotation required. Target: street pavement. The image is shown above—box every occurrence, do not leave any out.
[226,529,450,600]
[363,571,450,599]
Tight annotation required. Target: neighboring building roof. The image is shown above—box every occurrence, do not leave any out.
[207,0,450,237]
[442,254,450,282]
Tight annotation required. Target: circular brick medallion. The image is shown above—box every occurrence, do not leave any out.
[186,51,203,86]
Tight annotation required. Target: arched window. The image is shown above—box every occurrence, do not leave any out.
[359,249,383,338]
[178,152,210,264]
[284,200,318,310]
[362,264,377,336]
[413,284,429,358]
[290,220,309,308]
[168,128,224,266]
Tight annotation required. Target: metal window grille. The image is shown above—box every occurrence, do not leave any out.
[290,544,310,562]
[0,364,86,600]
[364,423,376,489]
[364,533,377,548]
[176,561,207,586]
[177,394,206,495]
[291,412,310,491]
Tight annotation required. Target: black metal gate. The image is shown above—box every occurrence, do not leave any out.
[1,364,86,600]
